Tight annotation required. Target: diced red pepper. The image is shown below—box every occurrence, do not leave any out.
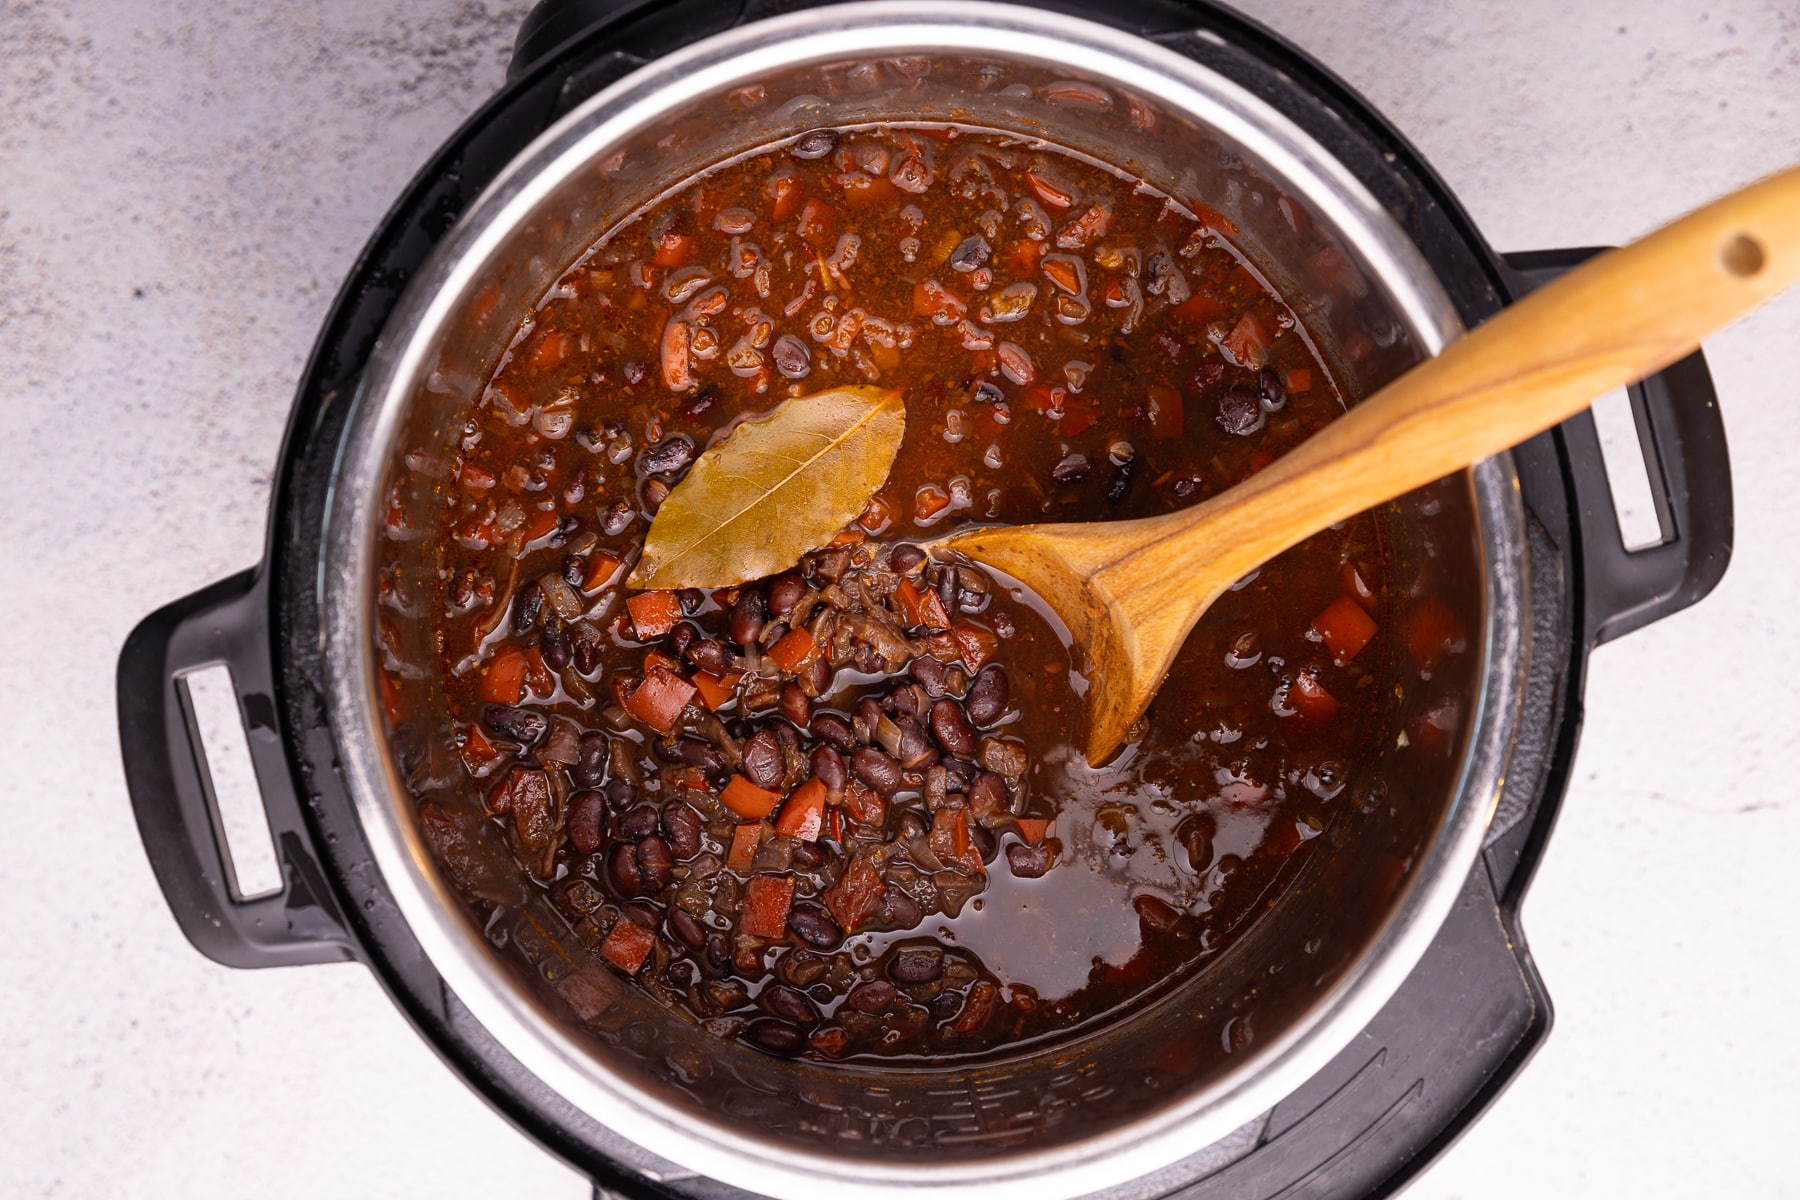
[950,621,1000,671]
[739,875,794,939]
[643,649,683,676]
[661,317,692,391]
[795,197,831,242]
[523,646,555,698]
[530,329,567,371]
[727,821,765,872]
[837,173,901,208]
[913,485,952,522]
[768,626,820,674]
[823,849,886,932]
[952,980,999,1034]
[1015,817,1052,845]
[626,590,683,640]
[1024,167,1074,209]
[766,170,803,220]
[652,230,694,268]
[458,461,496,492]
[857,492,895,535]
[691,670,742,712]
[774,779,828,842]
[1289,671,1340,723]
[1144,383,1184,439]
[581,550,623,592]
[895,578,951,630]
[1055,204,1112,249]
[460,723,502,776]
[1170,293,1224,324]
[912,279,967,323]
[624,668,696,734]
[1007,239,1045,274]
[1311,596,1378,666]
[1041,257,1082,295]
[828,527,867,547]
[1223,311,1273,370]
[1407,598,1460,672]
[521,506,559,546]
[480,646,528,705]
[930,808,985,873]
[599,919,656,974]
[721,775,782,820]
[1285,366,1313,394]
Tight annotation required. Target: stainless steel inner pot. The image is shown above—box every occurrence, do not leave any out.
[321,5,1526,1198]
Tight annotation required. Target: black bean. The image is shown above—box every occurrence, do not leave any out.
[642,477,670,515]
[779,681,811,726]
[888,946,943,984]
[852,747,904,795]
[855,696,885,743]
[845,979,897,1014]
[928,992,962,1020]
[1258,366,1287,411]
[965,665,1010,727]
[622,361,649,386]
[789,128,838,160]
[809,546,852,585]
[677,588,705,615]
[661,800,703,860]
[601,500,635,536]
[895,719,937,770]
[686,637,729,675]
[573,626,602,675]
[745,1017,805,1054]
[729,590,766,645]
[622,899,662,930]
[1179,818,1214,873]
[773,720,800,757]
[607,843,641,896]
[784,904,841,950]
[561,554,587,589]
[541,623,571,671]
[450,570,476,608]
[620,804,660,840]
[909,654,949,698]
[511,580,544,634]
[762,983,820,1025]
[791,841,828,868]
[810,713,856,750]
[803,749,843,797]
[640,436,695,476]
[1006,842,1051,878]
[704,979,747,1012]
[949,234,991,271]
[878,887,922,929]
[666,960,696,989]
[929,699,977,758]
[806,653,832,696]
[741,730,785,790]
[604,776,637,808]
[885,685,920,718]
[1216,389,1265,436]
[770,333,811,379]
[941,756,978,791]
[706,932,732,973]
[1050,453,1091,484]
[666,737,725,775]
[669,621,699,657]
[668,907,707,950]
[566,790,607,854]
[970,823,997,862]
[968,771,1008,815]
[889,543,926,574]
[483,705,547,745]
[971,380,1005,405]
[768,572,806,617]
[637,835,675,892]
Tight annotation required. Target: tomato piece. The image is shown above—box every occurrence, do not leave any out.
[581,550,623,592]
[823,849,886,933]
[624,668,696,734]
[599,919,656,974]
[950,621,1000,671]
[1222,311,1272,370]
[691,670,742,711]
[1289,671,1340,723]
[1311,596,1378,666]
[721,775,782,820]
[626,590,683,640]
[1144,383,1184,439]
[1170,293,1224,324]
[739,875,795,939]
[480,646,528,705]
[768,626,820,674]
[774,779,828,842]
[1014,818,1052,845]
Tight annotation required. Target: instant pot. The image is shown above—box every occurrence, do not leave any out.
[118,3,1732,1198]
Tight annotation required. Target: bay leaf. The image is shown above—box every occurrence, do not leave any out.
[629,385,905,589]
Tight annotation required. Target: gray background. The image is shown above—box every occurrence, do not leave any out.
[4,1,1797,1196]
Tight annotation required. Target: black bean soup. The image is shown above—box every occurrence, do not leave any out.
[422,124,1390,1063]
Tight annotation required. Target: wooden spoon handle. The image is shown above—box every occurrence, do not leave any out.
[1182,163,1800,584]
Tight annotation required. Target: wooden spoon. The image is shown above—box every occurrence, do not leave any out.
[944,165,1800,764]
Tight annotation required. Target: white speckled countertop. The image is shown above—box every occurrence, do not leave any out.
[3,2,1796,1196]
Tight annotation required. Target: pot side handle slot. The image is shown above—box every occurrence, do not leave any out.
[1503,249,1735,646]
[117,569,355,969]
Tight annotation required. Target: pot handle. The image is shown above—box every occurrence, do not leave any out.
[118,569,355,968]
[1504,249,1734,645]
